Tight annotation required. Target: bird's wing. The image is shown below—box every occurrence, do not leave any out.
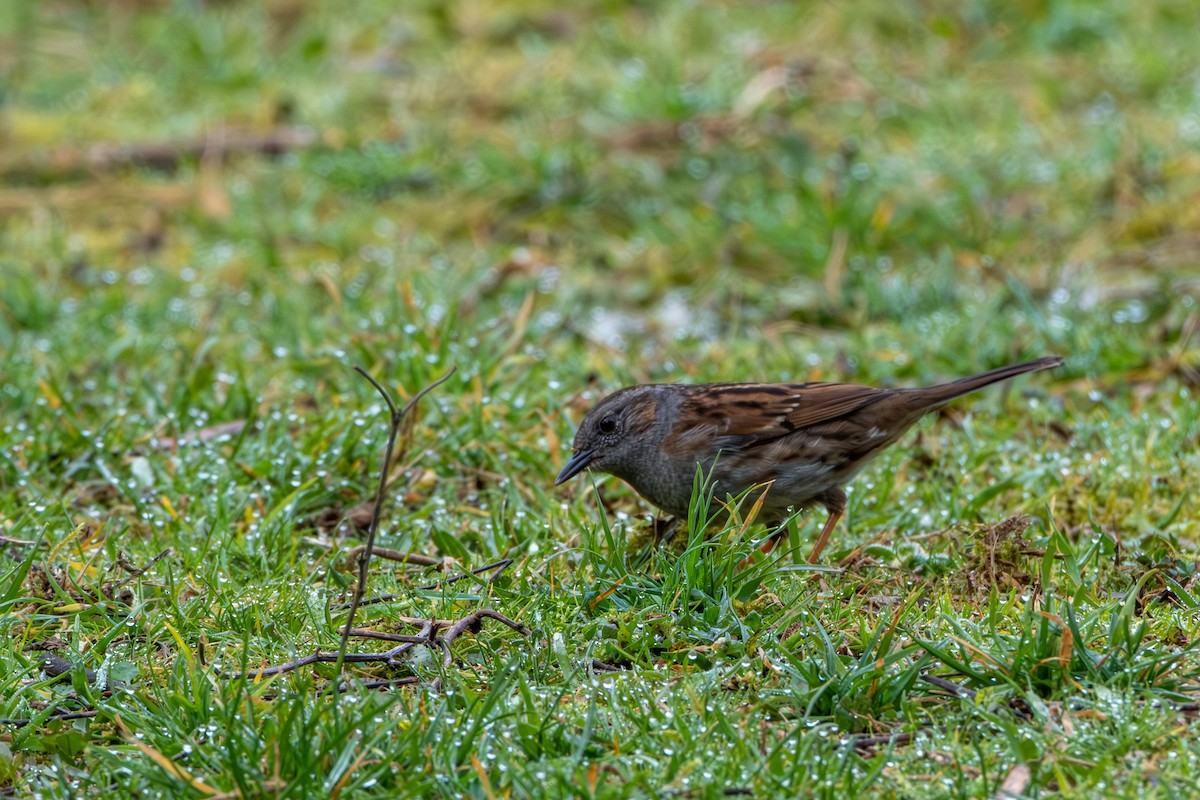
[672,383,890,451]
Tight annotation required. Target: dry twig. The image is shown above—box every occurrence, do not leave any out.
[217,366,529,688]
[349,558,515,609]
[224,608,529,681]
[2,128,317,180]
[334,367,457,674]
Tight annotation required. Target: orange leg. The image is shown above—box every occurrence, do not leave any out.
[737,528,784,569]
[758,530,785,556]
[805,507,844,564]
[740,489,847,568]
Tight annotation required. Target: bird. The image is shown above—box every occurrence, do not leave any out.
[555,356,1063,563]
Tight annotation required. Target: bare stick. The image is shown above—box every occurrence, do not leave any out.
[0,534,41,546]
[1,127,318,179]
[111,548,173,591]
[849,730,918,751]
[342,546,443,568]
[346,558,514,610]
[221,608,530,682]
[216,365,529,689]
[338,677,421,693]
[341,629,434,644]
[331,367,456,690]
[0,710,100,728]
[919,673,978,701]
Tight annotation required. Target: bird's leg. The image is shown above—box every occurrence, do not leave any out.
[734,520,786,569]
[805,510,842,564]
[758,527,786,556]
[654,516,683,545]
[806,488,847,564]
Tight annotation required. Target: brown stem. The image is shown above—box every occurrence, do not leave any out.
[331,367,456,692]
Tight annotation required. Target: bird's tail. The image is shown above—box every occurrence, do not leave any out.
[906,356,1063,409]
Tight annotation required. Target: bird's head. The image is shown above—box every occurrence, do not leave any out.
[554,385,662,486]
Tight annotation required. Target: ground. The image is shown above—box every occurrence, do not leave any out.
[2,1,1200,797]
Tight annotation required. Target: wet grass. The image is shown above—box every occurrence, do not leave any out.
[2,0,1200,797]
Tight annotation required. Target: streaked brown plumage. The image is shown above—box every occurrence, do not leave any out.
[555,356,1063,562]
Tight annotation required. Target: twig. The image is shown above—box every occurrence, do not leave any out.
[667,788,753,798]
[216,365,529,689]
[342,628,434,644]
[35,654,128,690]
[342,546,442,568]
[850,730,918,751]
[0,655,126,728]
[920,673,978,701]
[332,367,456,689]
[348,558,514,609]
[111,548,173,590]
[0,534,41,546]
[0,710,99,728]
[341,677,421,693]
[1,127,318,179]
[38,654,94,682]
[424,557,514,590]
[225,645,428,681]
[222,609,529,681]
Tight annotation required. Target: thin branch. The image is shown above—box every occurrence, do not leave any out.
[226,649,407,681]
[341,629,432,644]
[332,367,456,688]
[0,534,41,546]
[849,730,918,751]
[223,608,529,682]
[347,558,514,610]
[36,654,128,690]
[920,673,979,702]
[0,710,99,728]
[342,546,443,568]
[340,677,421,693]
[1,127,318,180]
[111,548,173,591]
[215,365,529,690]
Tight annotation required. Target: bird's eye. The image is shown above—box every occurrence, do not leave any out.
[598,416,617,434]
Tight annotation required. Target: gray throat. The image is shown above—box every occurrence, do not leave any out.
[607,387,705,518]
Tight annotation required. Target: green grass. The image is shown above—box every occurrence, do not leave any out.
[3,0,1200,797]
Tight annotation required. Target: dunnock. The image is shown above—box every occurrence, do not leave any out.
[556,356,1062,563]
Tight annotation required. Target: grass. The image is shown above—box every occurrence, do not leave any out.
[2,0,1200,796]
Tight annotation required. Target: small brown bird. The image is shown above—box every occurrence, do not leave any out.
[556,356,1062,563]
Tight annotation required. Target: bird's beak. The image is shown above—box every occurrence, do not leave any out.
[555,449,595,485]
